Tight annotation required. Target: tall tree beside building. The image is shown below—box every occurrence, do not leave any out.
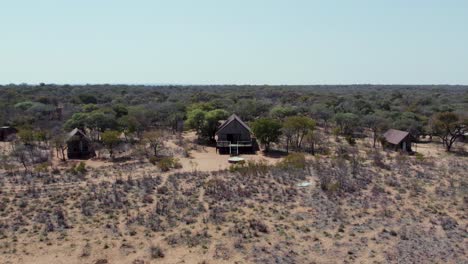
[101,130,120,159]
[432,112,467,151]
[251,118,282,152]
[283,116,316,150]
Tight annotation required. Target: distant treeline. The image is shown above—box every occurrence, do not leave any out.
[0,84,467,144]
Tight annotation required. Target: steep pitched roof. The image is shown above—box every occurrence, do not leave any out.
[0,126,16,131]
[383,129,410,145]
[216,114,251,134]
[66,128,91,142]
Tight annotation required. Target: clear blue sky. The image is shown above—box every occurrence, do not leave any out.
[1,0,467,85]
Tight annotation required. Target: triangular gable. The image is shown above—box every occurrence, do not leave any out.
[66,128,91,142]
[216,114,251,135]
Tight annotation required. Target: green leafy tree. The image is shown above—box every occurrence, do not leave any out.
[393,111,424,138]
[282,124,295,153]
[18,129,35,145]
[251,118,282,152]
[187,108,228,141]
[64,113,88,131]
[126,106,152,138]
[118,115,139,140]
[203,109,228,141]
[433,112,467,151]
[269,106,297,119]
[112,104,129,118]
[78,94,98,104]
[334,113,359,135]
[52,134,68,161]
[101,130,120,159]
[311,104,333,130]
[231,99,270,121]
[303,131,321,155]
[363,114,389,148]
[283,116,316,150]
[14,101,36,111]
[82,104,99,113]
[86,110,118,136]
[142,130,166,157]
[186,109,206,136]
[168,112,186,133]
[187,102,214,112]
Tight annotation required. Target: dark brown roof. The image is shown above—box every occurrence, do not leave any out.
[216,114,251,134]
[383,129,410,145]
[1,126,15,130]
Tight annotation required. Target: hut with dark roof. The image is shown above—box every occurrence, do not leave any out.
[66,128,95,159]
[215,114,255,155]
[457,132,468,143]
[382,129,413,152]
[0,126,17,142]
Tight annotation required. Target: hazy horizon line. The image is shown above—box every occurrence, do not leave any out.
[1,82,468,87]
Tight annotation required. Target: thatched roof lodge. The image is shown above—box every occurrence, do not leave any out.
[0,126,17,141]
[215,114,255,155]
[66,128,95,159]
[382,129,413,152]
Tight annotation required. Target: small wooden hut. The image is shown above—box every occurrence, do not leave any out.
[0,126,17,141]
[382,129,413,152]
[66,128,95,159]
[457,132,468,143]
[215,114,254,155]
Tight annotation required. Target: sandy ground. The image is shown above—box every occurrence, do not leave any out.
[170,143,282,173]
[0,133,466,264]
[3,132,465,176]
[0,133,288,264]
[74,131,283,173]
[0,132,287,194]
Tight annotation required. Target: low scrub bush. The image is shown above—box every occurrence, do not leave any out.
[151,157,182,172]
[415,152,425,162]
[345,135,356,145]
[229,160,269,176]
[278,153,307,170]
[150,245,165,259]
[34,162,50,174]
[68,162,87,175]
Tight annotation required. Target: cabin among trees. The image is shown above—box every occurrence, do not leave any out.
[0,126,17,141]
[66,128,95,159]
[457,132,468,143]
[216,114,255,155]
[382,129,413,152]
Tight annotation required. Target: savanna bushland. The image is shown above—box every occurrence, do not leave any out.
[0,84,467,263]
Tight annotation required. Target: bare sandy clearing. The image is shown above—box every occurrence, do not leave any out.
[177,145,282,173]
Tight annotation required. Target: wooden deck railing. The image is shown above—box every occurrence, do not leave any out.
[216,141,252,147]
